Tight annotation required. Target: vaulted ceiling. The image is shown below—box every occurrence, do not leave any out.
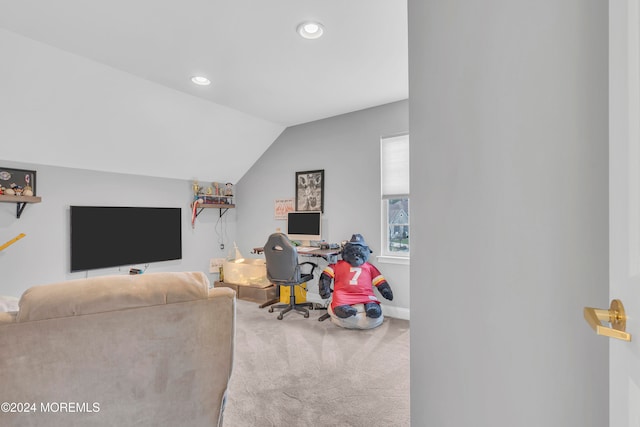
[0,1,408,182]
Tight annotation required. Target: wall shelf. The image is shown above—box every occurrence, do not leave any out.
[192,203,235,218]
[0,195,42,218]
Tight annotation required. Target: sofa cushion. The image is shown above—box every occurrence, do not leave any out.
[16,271,210,322]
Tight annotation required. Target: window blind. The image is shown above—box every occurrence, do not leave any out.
[381,134,410,198]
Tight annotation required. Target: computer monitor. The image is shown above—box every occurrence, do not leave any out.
[287,211,322,245]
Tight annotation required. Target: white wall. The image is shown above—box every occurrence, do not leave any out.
[409,1,608,426]
[0,160,235,298]
[234,101,410,318]
[0,28,264,297]
[0,28,284,183]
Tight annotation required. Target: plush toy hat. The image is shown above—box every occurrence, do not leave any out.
[348,234,368,247]
[346,234,373,253]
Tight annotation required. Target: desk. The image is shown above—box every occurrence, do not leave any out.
[252,246,340,263]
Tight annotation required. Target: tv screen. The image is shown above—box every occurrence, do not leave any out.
[70,206,182,272]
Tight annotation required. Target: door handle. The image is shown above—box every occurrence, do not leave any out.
[583,299,631,342]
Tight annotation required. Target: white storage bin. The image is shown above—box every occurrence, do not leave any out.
[223,258,270,288]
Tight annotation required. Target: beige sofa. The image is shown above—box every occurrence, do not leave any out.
[0,271,235,427]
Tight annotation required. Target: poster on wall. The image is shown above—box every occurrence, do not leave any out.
[274,198,295,220]
[295,169,324,212]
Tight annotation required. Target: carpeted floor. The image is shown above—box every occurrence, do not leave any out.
[223,299,410,427]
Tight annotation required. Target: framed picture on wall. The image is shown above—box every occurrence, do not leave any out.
[0,167,36,196]
[295,169,324,212]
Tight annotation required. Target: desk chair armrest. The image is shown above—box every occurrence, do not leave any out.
[299,261,318,275]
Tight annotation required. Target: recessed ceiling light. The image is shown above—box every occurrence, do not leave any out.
[191,76,211,86]
[297,21,324,39]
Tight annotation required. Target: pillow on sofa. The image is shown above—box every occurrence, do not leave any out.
[0,296,19,312]
[17,271,210,322]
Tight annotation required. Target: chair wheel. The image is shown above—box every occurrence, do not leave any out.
[304,312,309,318]
[277,314,283,320]
[269,307,274,313]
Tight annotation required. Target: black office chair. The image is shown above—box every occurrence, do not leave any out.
[264,233,317,319]
[317,303,331,322]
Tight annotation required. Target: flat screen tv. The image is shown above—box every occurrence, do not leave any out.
[70,206,182,272]
[287,211,322,244]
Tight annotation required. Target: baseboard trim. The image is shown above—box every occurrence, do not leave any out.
[306,294,410,321]
[380,304,410,321]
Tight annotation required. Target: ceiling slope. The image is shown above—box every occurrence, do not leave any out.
[0,1,407,181]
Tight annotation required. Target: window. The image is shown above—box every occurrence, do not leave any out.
[380,134,409,263]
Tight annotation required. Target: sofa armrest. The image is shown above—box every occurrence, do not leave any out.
[208,286,236,299]
[0,311,16,324]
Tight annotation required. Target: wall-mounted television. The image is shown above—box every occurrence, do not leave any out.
[287,211,322,244]
[70,206,182,272]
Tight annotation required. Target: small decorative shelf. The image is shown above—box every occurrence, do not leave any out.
[192,203,235,218]
[0,194,42,218]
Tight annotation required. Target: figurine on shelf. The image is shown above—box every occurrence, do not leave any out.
[213,182,220,196]
[11,184,23,196]
[224,182,234,197]
[192,181,201,198]
[23,174,32,195]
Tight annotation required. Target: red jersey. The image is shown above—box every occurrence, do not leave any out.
[322,260,388,308]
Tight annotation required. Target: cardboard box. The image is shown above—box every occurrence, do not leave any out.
[214,281,277,305]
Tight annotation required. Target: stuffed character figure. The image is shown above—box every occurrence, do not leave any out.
[318,234,393,329]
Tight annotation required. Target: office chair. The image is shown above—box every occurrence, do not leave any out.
[317,290,331,322]
[264,233,317,319]
[316,309,331,322]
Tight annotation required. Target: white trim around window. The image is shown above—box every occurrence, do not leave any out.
[380,133,410,260]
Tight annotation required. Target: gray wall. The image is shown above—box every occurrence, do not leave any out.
[0,160,234,298]
[409,1,608,426]
[235,100,410,318]
[0,101,410,318]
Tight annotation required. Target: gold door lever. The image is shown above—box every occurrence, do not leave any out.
[583,299,631,342]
